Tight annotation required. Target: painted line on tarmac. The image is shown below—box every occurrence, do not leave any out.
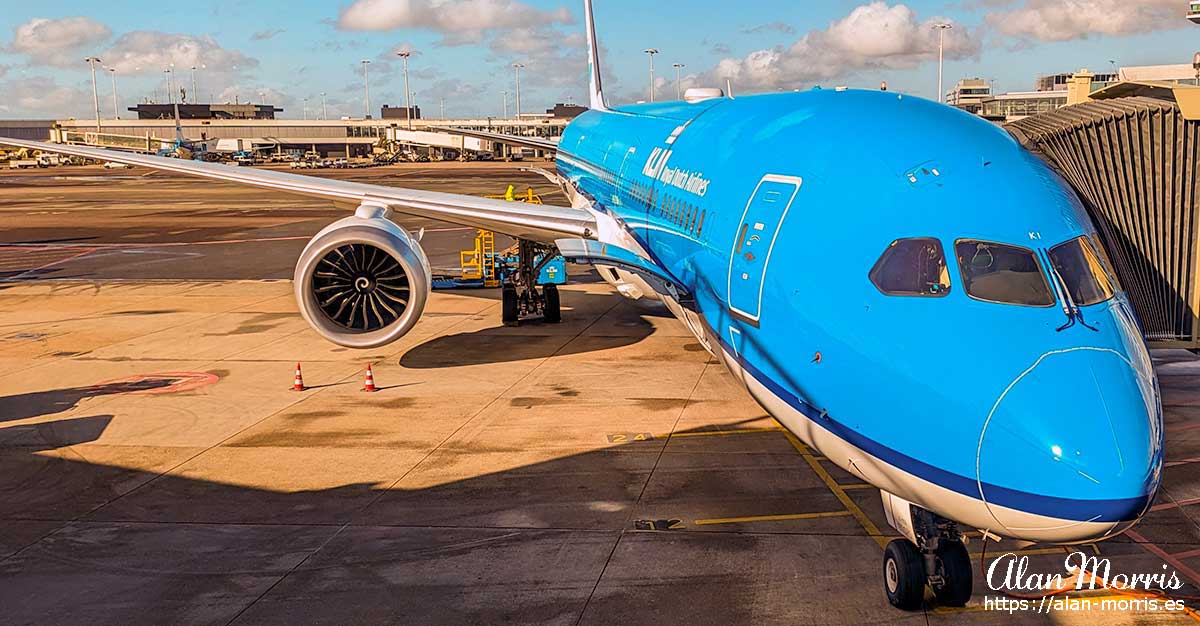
[694,510,852,526]
[783,429,891,549]
[662,426,784,439]
[1151,496,1200,512]
[1125,529,1200,587]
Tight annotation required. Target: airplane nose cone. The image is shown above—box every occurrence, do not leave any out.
[976,348,1162,540]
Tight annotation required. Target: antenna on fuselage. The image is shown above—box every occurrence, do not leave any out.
[583,0,610,112]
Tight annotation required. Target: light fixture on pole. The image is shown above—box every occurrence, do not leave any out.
[320,92,328,120]
[190,65,198,103]
[361,59,372,119]
[107,67,119,119]
[643,49,659,102]
[512,63,525,120]
[672,63,685,100]
[397,50,414,130]
[85,57,103,131]
[932,23,952,104]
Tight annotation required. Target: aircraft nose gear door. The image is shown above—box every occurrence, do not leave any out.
[727,175,803,326]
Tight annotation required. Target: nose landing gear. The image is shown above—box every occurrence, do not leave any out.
[501,239,563,326]
[880,493,974,610]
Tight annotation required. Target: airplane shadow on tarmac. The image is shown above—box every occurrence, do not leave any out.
[402,290,668,369]
[0,378,177,423]
[1,382,1199,625]
[0,409,797,626]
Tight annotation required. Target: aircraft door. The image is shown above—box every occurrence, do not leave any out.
[727,174,803,325]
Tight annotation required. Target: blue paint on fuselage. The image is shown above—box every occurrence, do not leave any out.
[555,89,1163,533]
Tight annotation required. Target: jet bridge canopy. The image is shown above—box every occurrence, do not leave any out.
[1007,97,1200,348]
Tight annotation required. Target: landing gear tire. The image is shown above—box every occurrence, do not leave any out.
[932,540,973,607]
[884,539,926,611]
[543,284,561,324]
[502,285,519,326]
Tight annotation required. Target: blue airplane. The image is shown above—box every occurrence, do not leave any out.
[1,0,1163,611]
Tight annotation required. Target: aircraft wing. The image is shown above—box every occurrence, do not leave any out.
[449,128,559,152]
[0,138,594,243]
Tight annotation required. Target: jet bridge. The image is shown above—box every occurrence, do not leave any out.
[1007,96,1200,348]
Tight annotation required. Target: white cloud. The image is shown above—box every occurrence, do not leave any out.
[488,26,587,88]
[987,0,1184,42]
[9,17,111,66]
[703,3,978,92]
[337,0,573,43]
[415,78,487,115]
[251,29,285,41]
[742,22,797,35]
[213,84,293,109]
[0,76,91,117]
[101,31,258,77]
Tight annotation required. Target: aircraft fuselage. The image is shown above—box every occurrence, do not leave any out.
[555,88,1164,544]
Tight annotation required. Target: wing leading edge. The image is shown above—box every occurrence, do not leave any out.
[0,138,593,243]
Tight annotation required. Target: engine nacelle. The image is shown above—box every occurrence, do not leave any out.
[293,204,431,349]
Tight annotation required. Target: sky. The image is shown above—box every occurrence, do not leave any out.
[0,0,1196,120]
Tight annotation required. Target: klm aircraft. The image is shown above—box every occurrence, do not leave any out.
[1,0,1163,611]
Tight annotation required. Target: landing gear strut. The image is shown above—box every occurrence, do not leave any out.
[882,505,973,610]
[501,239,562,326]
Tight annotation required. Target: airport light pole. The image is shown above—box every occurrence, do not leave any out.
[512,63,525,120]
[397,51,414,131]
[107,67,119,119]
[501,91,508,118]
[361,59,372,119]
[190,64,204,103]
[85,57,103,131]
[673,62,685,100]
[321,92,328,120]
[302,97,309,120]
[643,48,659,103]
[932,23,952,104]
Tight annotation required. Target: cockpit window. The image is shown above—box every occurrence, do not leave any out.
[955,240,1055,307]
[869,238,950,297]
[1047,236,1116,306]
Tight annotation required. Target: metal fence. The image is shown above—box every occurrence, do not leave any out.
[1008,98,1200,349]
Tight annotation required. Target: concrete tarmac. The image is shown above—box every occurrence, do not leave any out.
[0,162,1198,625]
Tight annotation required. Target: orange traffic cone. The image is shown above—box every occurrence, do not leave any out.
[291,362,306,391]
[362,363,378,392]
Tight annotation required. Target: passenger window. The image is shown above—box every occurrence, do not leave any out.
[1048,236,1115,306]
[869,238,950,297]
[955,240,1054,307]
[696,210,705,236]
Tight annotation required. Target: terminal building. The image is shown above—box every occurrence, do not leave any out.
[381,105,420,121]
[944,78,992,114]
[127,103,282,120]
[41,115,570,159]
[956,62,1200,123]
[0,103,582,159]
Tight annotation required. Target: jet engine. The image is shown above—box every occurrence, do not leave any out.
[293,204,431,349]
